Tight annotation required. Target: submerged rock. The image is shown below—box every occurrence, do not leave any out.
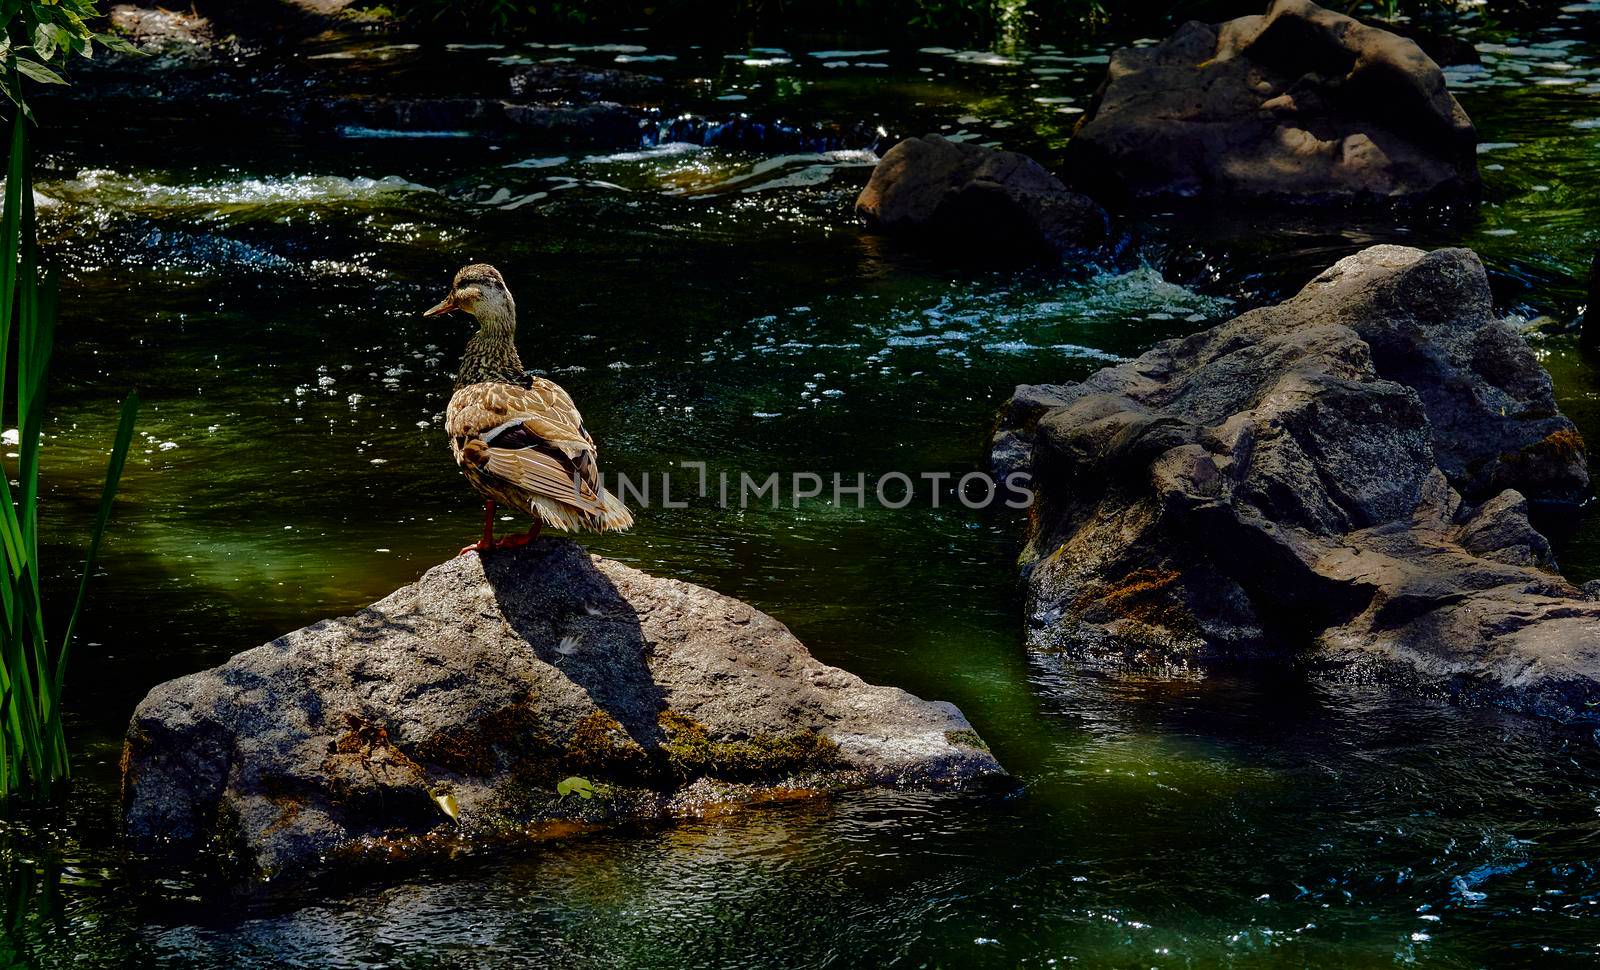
[501,101,648,144]
[855,134,1111,262]
[992,245,1600,722]
[1065,0,1478,204]
[308,96,649,145]
[72,6,888,156]
[121,541,1003,878]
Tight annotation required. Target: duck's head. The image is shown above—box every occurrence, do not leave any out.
[423,263,516,330]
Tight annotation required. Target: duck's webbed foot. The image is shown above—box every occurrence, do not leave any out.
[459,514,541,556]
[496,518,542,550]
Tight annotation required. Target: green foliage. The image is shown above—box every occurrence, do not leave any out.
[0,1,135,118]
[0,26,139,797]
[556,775,595,799]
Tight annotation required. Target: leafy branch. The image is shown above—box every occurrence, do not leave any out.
[1,0,137,118]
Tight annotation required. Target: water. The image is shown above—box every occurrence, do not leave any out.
[9,6,1600,965]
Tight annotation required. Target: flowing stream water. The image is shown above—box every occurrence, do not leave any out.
[9,6,1600,966]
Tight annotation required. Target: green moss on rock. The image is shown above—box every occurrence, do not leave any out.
[945,729,989,751]
[563,710,651,780]
[657,711,843,781]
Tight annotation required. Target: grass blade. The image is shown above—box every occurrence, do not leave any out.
[52,391,139,701]
[0,47,137,798]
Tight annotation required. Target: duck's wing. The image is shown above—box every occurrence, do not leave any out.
[448,378,602,508]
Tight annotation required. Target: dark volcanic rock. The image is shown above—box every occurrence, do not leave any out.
[1066,0,1479,204]
[992,246,1599,722]
[122,541,1004,878]
[856,134,1111,261]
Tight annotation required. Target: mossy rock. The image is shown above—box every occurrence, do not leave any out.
[657,711,844,782]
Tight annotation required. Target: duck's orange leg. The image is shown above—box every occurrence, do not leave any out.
[497,517,542,550]
[458,500,497,556]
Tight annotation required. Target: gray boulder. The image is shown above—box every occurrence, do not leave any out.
[121,541,1003,878]
[856,134,1110,261]
[1065,0,1478,204]
[992,245,1600,721]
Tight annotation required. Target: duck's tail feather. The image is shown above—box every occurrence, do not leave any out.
[594,487,635,532]
[528,488,633,533]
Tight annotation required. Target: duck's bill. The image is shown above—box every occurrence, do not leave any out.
[423,296,457,317]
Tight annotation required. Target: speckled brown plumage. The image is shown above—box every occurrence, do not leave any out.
[447,376,630,531]
[428,264,633,537]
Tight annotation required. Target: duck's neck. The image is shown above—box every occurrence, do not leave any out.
[455,309,525,389]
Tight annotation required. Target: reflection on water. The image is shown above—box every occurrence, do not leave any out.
[25,671,1600,967]
[11,3,1600,965]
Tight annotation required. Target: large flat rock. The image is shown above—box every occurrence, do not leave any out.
[121,541,1004,878]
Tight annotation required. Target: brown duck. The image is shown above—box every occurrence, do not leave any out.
[424,264,632,555]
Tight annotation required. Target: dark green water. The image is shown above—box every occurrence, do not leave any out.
[8,6,1600,966]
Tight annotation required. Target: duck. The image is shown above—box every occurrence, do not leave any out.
[423,263,633,555]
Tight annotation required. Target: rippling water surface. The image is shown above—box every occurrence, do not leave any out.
[10,6,1600,966]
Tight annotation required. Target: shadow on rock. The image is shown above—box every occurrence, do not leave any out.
[477,546,665,756]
